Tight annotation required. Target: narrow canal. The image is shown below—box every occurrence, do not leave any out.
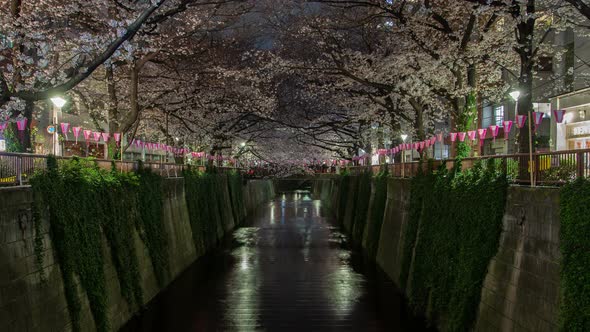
[121,191,431,331]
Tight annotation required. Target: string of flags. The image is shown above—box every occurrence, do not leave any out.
[358,109,566,158]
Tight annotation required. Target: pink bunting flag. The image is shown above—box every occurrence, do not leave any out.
[503,120,513,140]
[458,132,467,142]
[101,132,109,143]
[516,115,527,128]
[16,118,27,131]
[477,128,487,140]
[430,136,436,145]
[477,128,487,146]
[450,132,458,142]
[419,141,425,150]
[437,132,443,142]
[60,123,70,137]
[0,122,7,133]
[553,109,565,124]
[489,125,499,141]
[93,132,101,147]
[72,127,81,143]
[83,130,92,142]
[113,133,121,143]
[467,130,476,141]
[533,112,544,132]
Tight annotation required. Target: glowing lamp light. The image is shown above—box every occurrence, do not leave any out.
[509,90,520,101]
[50,97,67,108]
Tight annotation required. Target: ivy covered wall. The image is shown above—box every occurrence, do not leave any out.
[316,162,509,332]
[21,158,266,332]
[559,179,590,331]
[403,162,508,331]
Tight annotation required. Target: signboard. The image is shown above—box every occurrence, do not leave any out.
[0,139,5,152]
[46,125,56,134]
[567,121,590,139]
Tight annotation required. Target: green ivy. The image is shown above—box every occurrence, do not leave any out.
[336,173,351,226]
[227,171,245,226]
[31,157,169,332]
[351,170,372,247]
[559,178,590,331]
[364,168,388,259]
[136,162,169,287]
[183,169,245,251]
[403,160,507,331]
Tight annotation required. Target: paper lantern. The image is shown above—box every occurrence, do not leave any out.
[72,127,81,143]
[458,132,467,142]
[450,132,458,142]
[553,109,565,123]
[503,120,513,140]
[533,112,544,131]
[467,130,476,141]
[516,115,527,128]
[16,118,27,131]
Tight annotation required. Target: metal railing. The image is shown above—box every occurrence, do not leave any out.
[0,152,240,186]
[347,148,590,186]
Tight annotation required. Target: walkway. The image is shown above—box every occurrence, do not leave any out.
[122,191,429,331]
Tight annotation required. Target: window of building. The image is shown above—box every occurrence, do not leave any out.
[482,105,504,128]
[482,106,493,128]
[494,106,504,126]
[536,56,553,72]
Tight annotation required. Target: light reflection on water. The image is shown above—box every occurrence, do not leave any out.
[121,190,430,332]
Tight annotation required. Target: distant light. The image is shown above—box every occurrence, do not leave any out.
[175,137,179,141]
[50,97,67,108]
[509,91,520,101]
[241,142,246,147]
[401,134,408,141]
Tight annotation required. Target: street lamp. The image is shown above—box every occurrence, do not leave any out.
[510,90,534,186]
[50,96,67,156]
[401,134,408,177]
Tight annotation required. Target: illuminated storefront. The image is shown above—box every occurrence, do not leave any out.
[551,88,590,151]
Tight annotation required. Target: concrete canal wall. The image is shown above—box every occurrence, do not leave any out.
[312,177,562,332]
[0,178,274,332]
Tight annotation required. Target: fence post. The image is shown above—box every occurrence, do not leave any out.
[534,154,540,186]
[577,152,584,179]
[16,156,22,186]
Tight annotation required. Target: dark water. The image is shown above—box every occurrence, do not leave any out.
[121,191,431,332]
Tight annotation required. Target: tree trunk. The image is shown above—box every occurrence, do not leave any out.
[515,0,536,154]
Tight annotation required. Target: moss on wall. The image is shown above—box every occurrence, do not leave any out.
[31,158,167,332]
[403,161,508,331]
[364,170,388,259]
[559,178,590,331]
